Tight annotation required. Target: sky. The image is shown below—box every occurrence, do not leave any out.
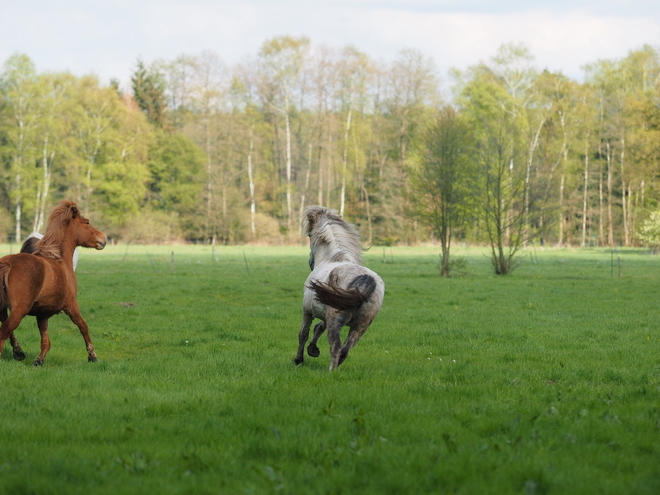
[1,0,659,91]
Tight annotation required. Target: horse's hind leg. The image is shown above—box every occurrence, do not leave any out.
[307,321,326,358]
[327,310,351,371]
[33,317,51,366]
[337,328,364,367]
[0,308,25,361]
[295,312,313,365]
[0,309,28,361]
[9,333,26,361]
[337,316,376,367]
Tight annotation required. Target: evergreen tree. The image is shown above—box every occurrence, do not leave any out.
[131,59,167,128]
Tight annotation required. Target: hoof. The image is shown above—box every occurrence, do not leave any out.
[307,344,320,358]
[13,349,27,361]
[294,357,303,365]
[88,355,98,363]
[33,359,44,367]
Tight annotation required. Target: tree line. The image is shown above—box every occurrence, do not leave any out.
[1,38,659,266]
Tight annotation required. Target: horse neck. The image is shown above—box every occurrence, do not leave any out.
[313,243,360,266]
[59,230,78,270]
[312,243,333,267]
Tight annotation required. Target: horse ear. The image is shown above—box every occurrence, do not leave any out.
[70,205,79,218]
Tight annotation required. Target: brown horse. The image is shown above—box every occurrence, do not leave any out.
[0,200,106,365]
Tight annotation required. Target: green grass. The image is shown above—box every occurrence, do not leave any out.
[0,244,659,494]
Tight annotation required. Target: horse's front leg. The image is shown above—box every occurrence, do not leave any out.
[0,307,25,361]
[64,303,97,362]
[295,312,313,365]
[307,321,326,358]
[34,316,51,366]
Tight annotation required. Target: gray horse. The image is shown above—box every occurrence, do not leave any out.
[295,206,385,371]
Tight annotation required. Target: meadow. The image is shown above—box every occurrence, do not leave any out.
[0,243,658,494]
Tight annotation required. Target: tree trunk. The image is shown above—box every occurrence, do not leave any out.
[299,143,313,223]
[606,142,614,246]
[205,118,213,243]
[38,137,53,233]
[620,137,629,246]
[598,161,604,246]
[284,95,293,235]
[581,145,589,247]
[340,106,352,216]
[525,117,545,237]
[247,131,256,238]
[14,201,21,245]
[558,174,565,246]
[362,184,372,246]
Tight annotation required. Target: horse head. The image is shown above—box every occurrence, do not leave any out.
[68,203,107,250]
[302,206,335,270]
[301,205,329,238]
[302,205,364,269]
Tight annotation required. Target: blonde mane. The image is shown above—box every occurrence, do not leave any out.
[34,200,79,261]
[302,205,364,265]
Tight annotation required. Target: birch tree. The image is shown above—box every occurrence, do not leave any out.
[0,54,42,242]
[258,36,310,236]
[32,73,76,232]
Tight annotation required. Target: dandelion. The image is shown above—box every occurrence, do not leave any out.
[453,359,456,363]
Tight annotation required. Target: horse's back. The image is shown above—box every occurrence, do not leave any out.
[314,261,384,293]
[305,261,384,318]
[0,253,68,313]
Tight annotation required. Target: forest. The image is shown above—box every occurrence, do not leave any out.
[1,38,659,258]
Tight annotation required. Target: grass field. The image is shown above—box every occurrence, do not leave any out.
[0,243,658,494]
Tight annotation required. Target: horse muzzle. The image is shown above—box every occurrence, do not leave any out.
[95,235,107,250]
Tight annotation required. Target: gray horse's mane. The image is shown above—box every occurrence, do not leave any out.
[302,205,364,265]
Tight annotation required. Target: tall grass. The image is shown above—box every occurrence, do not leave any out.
[0,244,658,494]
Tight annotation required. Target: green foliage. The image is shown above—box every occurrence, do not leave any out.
[409,106,474,275]
[2,43,660,246]
[638,210,660,249]
[94,160,149,227]
[147,131,205,213]
[118,209,182,243]
[0,246,658,493]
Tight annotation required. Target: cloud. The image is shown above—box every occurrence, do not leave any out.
[337,8,660,80]
[0,1,658,86]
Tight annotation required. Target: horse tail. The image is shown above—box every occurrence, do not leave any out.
[308,273,377,311]
[0,261,10,310]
